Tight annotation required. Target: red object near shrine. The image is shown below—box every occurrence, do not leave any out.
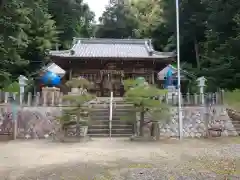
[39,83,45,89]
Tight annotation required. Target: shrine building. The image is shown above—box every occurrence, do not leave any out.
[49,38,176,96]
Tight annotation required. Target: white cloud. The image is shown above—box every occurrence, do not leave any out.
[84,0,109,22]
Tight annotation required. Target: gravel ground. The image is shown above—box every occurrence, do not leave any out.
[0,137,240,180]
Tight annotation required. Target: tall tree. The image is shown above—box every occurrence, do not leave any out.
[0,0,58,85]
[0,0,31,85]
[201,0,240,90]
[95,0,138,38]
[155,0,207,67]
[20,0,58,77]
[130,0,163,38]
[48,0,94,48]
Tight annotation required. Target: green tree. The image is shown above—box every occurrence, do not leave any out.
[20,0,58,77]
[0,0,58,85]
[48,0,94,48]
[201,0,240,90]
[123,79,168,137]
[95,0,138,38]
[0,0,31,86]
[130,0,163,38]
[59,78,95,137]
[154,0,207,66]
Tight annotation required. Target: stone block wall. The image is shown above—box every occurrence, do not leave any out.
[0,107,61,139]
[0,106,237,139]
[159,106,238,138]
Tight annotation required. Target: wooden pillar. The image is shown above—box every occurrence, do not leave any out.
[69,69,72,80]
[4,92,9,103]
[152,71,155,84]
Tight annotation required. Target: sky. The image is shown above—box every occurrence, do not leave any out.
[84,0,109,22]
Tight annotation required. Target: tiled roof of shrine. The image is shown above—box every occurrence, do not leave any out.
[49,38,175,59]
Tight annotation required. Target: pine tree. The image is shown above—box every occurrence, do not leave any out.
[123,79,169,137]
[0,0,31,85]
[58,78,95,137]
[20,0,58,76]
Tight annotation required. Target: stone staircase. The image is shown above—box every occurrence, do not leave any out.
[88,98,134,137]
[227,108,240,135]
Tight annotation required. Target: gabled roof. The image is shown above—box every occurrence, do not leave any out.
[49,38,175,59]
[157,64,196,80]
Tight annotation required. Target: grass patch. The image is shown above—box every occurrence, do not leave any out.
[225,90,240,111]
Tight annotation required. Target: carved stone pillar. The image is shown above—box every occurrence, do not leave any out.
[42,87,60,106]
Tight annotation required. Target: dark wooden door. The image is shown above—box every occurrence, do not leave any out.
[100,73,122,97]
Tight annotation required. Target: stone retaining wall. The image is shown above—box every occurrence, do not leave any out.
[0,106,237,139]
[160,106,238,137]
[0,107,61,139]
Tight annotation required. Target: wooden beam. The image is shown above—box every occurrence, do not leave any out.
[152,71,155,84]
[69,69,72,80]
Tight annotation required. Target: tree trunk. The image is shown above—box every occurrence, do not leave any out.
[194,37,200,70]
[150,122,160,140]
[154,122,160,140]
[150,122,154,137]
[132,122,137,135]
[139,111,144,136]
[0,0,4,9]
[76,113,80,137]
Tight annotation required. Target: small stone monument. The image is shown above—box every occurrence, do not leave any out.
[167,85,178,101]
[18,75,28,105]
[196,76,206,105]
[42,87,60,106]
[67,77,89,95]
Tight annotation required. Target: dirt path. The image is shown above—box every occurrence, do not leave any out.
[0,138,240,179]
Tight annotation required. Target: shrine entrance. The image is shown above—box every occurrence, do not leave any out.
[100,70,124,97]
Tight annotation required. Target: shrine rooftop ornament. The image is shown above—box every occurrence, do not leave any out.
[41,71,61,86]
[40,63,65,86]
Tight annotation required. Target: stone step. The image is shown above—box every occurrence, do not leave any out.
[91,111,134,117]
[88,133,132,137]
[91,107,133,111]
[91,117,133,124]
[90,107,109,111]
[90,106,109,111]
[232,121,240,125]
[93,111,135,114]
[89,124,132,129]
[91,107,134,112]
[87,101,135,137]
[232,122,240,125]
[91,103,133,107]
[88,133,109,137]
[231,120,240,124]
[113,105,134,108]
[88,128,133,134]
[95,97,130,102]
[91,115,134,121]
[90,116,133,121]
[90,120,133,125]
